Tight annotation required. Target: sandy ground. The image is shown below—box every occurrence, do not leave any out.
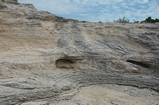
[51,84,159,105]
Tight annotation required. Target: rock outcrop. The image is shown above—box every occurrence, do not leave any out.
[0,0,18,4]
[0,1,159,105]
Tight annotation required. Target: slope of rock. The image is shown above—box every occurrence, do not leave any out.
[0,0,159,105]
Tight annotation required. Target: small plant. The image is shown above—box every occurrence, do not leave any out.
[114,17,130,23]
[99,21,102,23]
[133,19,139,23]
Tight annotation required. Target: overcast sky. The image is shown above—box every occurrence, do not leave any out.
[19,0,159,22]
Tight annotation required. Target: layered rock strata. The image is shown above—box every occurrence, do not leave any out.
[0,1,159,105]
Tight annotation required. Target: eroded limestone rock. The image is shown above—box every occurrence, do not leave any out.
[0,1,159,105]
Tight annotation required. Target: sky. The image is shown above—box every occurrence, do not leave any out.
[18,0,159,22]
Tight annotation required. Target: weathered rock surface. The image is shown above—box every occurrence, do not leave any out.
[0,0,159,105]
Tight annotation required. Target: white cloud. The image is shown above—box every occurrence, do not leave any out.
[143,0,149,3]
[19,0,158,22]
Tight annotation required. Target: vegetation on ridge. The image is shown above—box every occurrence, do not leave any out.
[113,16,159,23]
[141,16,159,23]
[113,17,130,23]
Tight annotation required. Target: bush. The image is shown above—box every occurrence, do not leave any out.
[114,17,130,23]
[141,17,159,23]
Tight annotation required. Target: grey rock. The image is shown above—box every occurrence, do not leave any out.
[21,101,49,105]
[0,1,159,105]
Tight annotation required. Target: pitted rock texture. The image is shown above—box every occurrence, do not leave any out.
[0,1,159,105]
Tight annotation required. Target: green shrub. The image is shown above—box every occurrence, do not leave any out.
[141,17,159,23]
